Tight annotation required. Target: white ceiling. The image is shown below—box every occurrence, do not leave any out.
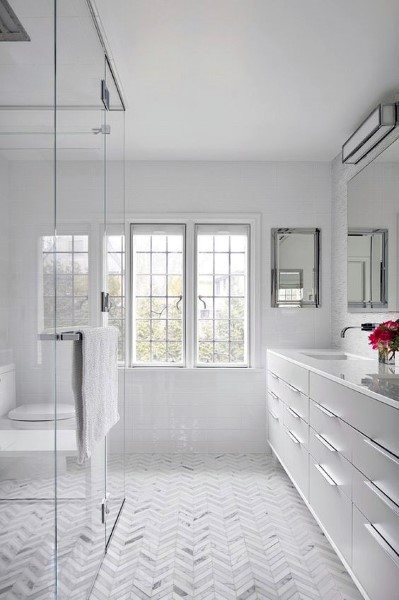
[96,0,399,161]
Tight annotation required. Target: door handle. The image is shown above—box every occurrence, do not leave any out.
[314,463,337,486]
[315,433,337,452]
[363,437,399,467]
[313,402,335,418]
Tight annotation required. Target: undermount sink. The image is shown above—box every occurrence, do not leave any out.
[302,352,371,361]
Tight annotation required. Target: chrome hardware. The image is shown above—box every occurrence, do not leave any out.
[285,381,300,394]
[315,433,337,452]
[101,291,110,313]
[287,406,300,419]
[198,295,207,309]
[314,463,337,486]
[340,322,378,338]
[363,437,399,466]
[268,390,279,400]
[364,523,399,568]
[92,124,110,135]
[313,402,335,418]
[269,410,279,421]
[364,481,399,517]
[269,372,279,380]
[101,496,110,524]
[38,331,82,342]
[286,429,300,445]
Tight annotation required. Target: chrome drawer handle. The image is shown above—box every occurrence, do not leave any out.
[363,438,399,467]
[364,523,399,569]
[287,406,300,419]
[268,390,279,400]
[286,428,300,444]
[314,463,337,486]
[364,480,399,517]
[269,410,279,421]
[315,433,337,452]
[269,372,279,380]
[313,402,335,418]
[285,381,301,394]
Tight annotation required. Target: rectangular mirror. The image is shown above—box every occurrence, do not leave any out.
[347,229,388,309]
[271,228,320,307]
[347,137,399,312]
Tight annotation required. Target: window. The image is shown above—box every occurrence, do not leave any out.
[277,269,303,303]
[42,235,89,330]
[131,224,185,365]
[107,234,125,361]
[195,225,249,366]
[130,222,251,368]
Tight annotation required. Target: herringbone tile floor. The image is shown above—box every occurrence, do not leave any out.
[91,454,362,600]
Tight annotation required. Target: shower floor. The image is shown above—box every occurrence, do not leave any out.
[91,453,362,600]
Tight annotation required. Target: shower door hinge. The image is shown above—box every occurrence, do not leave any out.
[92,124,110,135]
[101,496,110,524]
[101,292,110,313]
[101,79,110,110]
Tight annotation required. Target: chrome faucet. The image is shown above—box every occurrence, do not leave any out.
[340,322,379,338]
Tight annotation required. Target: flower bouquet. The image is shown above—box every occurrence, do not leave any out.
[368,320,399,364]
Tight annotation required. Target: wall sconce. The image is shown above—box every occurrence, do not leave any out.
[342,103,397,164]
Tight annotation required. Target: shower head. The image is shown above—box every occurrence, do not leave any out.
[0,0,30,41]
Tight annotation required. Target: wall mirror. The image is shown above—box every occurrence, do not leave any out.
[347,137,399,312]
[271,228,320,308]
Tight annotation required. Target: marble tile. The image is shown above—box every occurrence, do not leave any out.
[91,453,362,600]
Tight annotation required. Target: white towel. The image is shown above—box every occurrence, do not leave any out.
[72,326,119,464]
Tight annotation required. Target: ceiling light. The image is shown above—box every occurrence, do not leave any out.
[0,0,30,42]
[342,103,397,164]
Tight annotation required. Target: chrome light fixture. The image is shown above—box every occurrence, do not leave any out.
[0,0,30,41]
[342,103,397,164]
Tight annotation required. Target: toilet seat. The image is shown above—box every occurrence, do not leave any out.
[8,403,75,422]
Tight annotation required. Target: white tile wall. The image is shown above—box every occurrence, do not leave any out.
[0,156,10,363]
[6,159,332,452]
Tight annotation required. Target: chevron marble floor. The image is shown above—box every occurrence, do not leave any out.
[91,453,362,600]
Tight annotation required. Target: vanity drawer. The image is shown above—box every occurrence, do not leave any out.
[353,504,399,600]
[283,425,309,499]
[309,428,352,500]
[268,409,286,463]
[309,400,352,461]
[283,404,308,448]
[353,466,399,554]
[269,371,309,422]
[352,426,399,506]
[268,353,309,395]
[309,459,352,564]
[310,372,399,457]
[267,390,283,420]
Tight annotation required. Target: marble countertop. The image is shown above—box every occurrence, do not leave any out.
[267,348,399,410]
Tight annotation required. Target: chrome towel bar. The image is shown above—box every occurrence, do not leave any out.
[39,331,82,341]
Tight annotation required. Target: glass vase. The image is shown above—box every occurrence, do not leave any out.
[378,347,396,365]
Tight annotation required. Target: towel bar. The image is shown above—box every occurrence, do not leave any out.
[38,331,82,341]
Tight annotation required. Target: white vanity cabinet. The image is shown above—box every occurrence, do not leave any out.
[267,349,399,600]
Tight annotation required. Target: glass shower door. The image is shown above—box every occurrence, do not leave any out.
[54,2,108,597]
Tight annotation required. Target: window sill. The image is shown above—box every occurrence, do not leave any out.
[122,366,263,372]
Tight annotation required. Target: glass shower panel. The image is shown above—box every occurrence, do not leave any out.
[55,1,107,597]
[103,70,126,540]
[0,0,57,597]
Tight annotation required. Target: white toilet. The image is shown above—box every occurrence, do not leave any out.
[0,364,75,422]
[0,364,76,476]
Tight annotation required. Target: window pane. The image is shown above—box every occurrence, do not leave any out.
[132,225,185,365]
[196,226,249,366]
[106,234,126,362]
[41,234,90,332]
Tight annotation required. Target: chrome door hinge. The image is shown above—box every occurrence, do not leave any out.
[101,496,110,524]
[101,79,110,110]
[101,292,110,313]
[92,124,111,135]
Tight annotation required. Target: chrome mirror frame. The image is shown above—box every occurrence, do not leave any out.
[271,227,320,308]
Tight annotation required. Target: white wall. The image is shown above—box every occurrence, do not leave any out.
[123,161,332,452]
[0,156,11,365]
[6,159,332,452]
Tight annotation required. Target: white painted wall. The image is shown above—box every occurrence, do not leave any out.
[6,159,332,452]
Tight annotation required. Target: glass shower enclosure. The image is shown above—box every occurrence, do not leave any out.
[0,1,125,597]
